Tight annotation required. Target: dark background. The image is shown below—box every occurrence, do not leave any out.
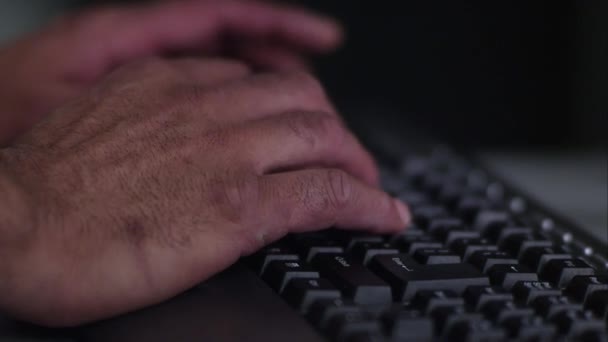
[297,0,607,147]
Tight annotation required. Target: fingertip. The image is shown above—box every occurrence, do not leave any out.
[393,198,411,228]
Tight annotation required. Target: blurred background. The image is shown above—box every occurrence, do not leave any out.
[0,0,606,239]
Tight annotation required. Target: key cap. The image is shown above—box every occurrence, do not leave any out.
[410,289,464,314]
[445,319,506,342]
[501,315,557,341]
[551,309,606,338]
[326,311,382,342]
[282,278,341,314]
[464,286,513,310]
[413,205,449,229]
[413,248,461,265]
[398,191,431,209]
[350,242,399,265]
[473,210,509,234]
[393,235,442,255]
[381,308,433,341]
[312,254,392,305]
[368,254,489,301]
[432,227,480,246]
[437,182,468,209]
[307,298,361,330]
[499,233,553,259]
[290,236,344,262]
[332,232,384,251]
[512,281,561,304]
[533,295,582,319]
[481,299,534,323]
[449,238,497,261]
[488,264,539,290]
[263,260,319,293]
[540,258,595,288]
[584,290,608,320]
[431,305,484,337]
[494,227,533,246]
[520,246,571,272]
[427,217,463,235]
[565,275,608,303]
[456,196,490,224]
[469,250,518,274]
[249,244,299,275]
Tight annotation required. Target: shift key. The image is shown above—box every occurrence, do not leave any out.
[313,254,392,305]
[368,254,489,301]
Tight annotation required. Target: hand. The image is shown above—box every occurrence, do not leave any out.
[0,0,342,146]
[0,58,409,327]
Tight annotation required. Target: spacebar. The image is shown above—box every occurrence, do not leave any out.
[369,254,489,301]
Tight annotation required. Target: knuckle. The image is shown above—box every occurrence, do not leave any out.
[284,112,343,148]
[217,174,260,223]
[324,169,353,210]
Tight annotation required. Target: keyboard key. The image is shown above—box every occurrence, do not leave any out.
[533,295,582,319]
[350,242,399,265]
[449,238,497,261]
[282,278,341,314]
[413,205,449,229]
[464,286,513,310]
[368,254,489,301]
[431,305,484,337]
[565,275,608,303]
[413,248,461,265]
[487,264,539,290]
[410,289,464,314]
[432,227,480,246]
[445,319,506,342]
[494,227,533,245]
[501,315,556,341]
[398,191,431,208]
[481,299,534,323]
[427,217,463,235]
[520,246,571,272]
[326,311,382,342]
[584,290,608,321]
[469,250,518,274]
[473,210,509,235]
[290,236,344,262]
[332,232,384,251]
[456,196,490,224]
[307,298,361,330]
[550,309,606,338]
[540,258,595,288]
[499,233,553,259]
[393,235,442,255]
[263,260,319,293]
[512,281,561,304]
[381,308,433,341]
[312,254,392,305]
[249,244,299,275]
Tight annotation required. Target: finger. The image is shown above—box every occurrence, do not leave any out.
[61,1,342,78]
[176,71,337,123]
[248,169,410,247]
[226,111,378,185]
[233,42,311,71]
[170,57,251,84]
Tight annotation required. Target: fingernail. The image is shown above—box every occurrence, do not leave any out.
[394,199,411,227]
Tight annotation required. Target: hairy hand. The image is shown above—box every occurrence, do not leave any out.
[0,58,409,327]
[0,0,342,145]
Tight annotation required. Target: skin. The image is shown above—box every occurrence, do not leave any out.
[0,1,411,327]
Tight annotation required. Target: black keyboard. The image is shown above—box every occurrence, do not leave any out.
[248,147,608,342]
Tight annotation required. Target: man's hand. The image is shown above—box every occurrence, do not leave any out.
[0,58,409,327]
[0,0,342,146]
